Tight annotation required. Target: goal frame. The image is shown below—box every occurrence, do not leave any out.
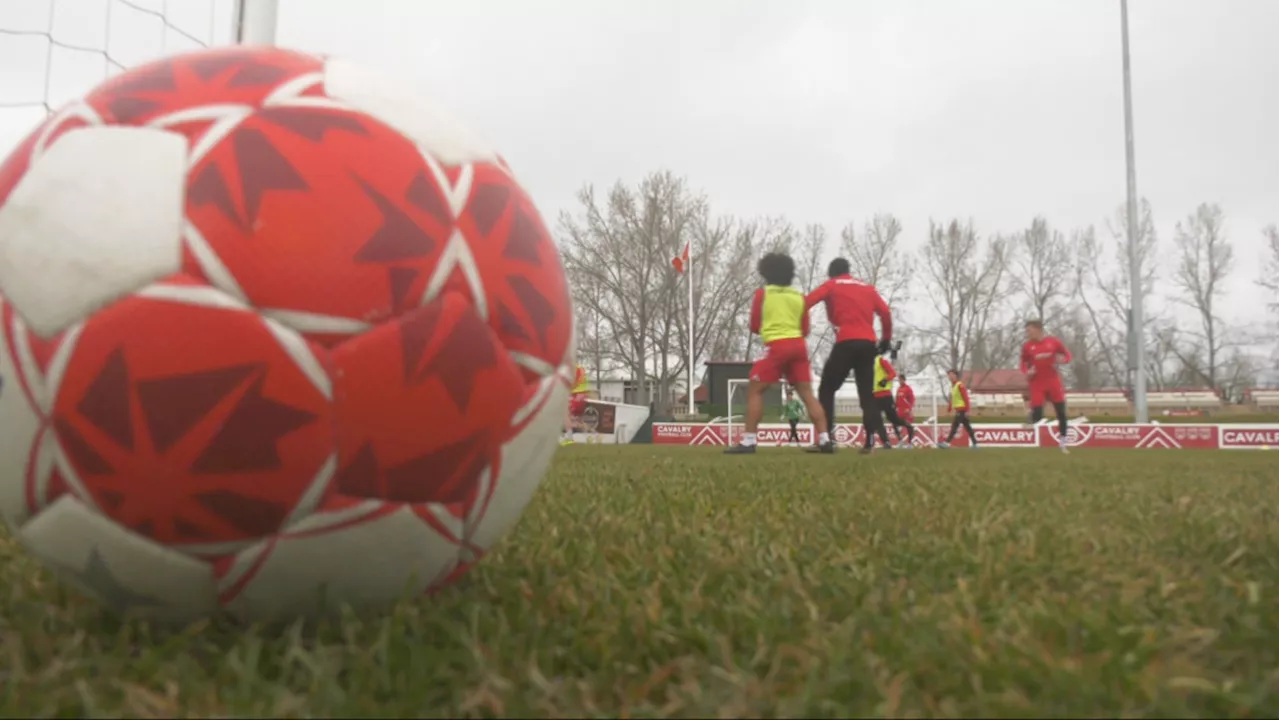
[233,0,280,45]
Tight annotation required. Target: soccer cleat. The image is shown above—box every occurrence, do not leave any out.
[804,442,835,454]
[970,444,980,450]
[858,446,874,456]
[724,443,757,455]
[1059,437,1070,454]
[560,437,574,446]
[937,442,950,449]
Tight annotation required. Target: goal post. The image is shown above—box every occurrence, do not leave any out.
[233,0,280,46]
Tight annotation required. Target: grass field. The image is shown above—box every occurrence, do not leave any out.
[2,446,1276,718]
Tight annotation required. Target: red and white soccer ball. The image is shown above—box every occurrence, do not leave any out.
[0,47,574,622]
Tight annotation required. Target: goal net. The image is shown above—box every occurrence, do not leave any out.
[0,0,276,152]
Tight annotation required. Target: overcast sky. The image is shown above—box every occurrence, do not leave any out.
[1,0,1277,334]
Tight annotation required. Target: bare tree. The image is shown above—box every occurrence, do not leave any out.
[667,215,767,403]
[789,224,833,366]
[1058,308,1107,390]
[559,171,707,407]
[839,213,913,309]
[1261,225,1279,381]
[1260,224,1278,312]
[1072,198,1161,388]
[918,219,1010,373]
[1171,203,1233,391]
[1008,216,1071,325]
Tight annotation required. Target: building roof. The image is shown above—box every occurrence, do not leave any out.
[963,369,1027,392]
[677,384,710,404]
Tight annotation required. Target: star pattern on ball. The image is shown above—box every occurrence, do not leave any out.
[46,547,163,615]
[57,349,318,541]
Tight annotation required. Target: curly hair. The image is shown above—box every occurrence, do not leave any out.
[757,252,796,286]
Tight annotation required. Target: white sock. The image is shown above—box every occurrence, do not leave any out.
[819,432,830,444]
[742,433,757,446]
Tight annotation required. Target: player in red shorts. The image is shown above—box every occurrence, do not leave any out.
[894,372,916,447]
[561,364,590,446]
[1020,319,1073,453]
[725,252,833,454]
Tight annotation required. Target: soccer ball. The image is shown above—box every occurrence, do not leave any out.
[0,47,573,623]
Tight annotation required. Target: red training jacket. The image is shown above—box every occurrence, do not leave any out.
[1020,336,1072,381]
[804,275,892,343]
[895,383,915,414]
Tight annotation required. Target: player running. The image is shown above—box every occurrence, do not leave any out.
[781,387,807,447]
[938,368,979,449]
[873,351,916,449]
[1021,319,1073,453]
[562,364,590,446]
[805,258,893,455]
[895,374,916,447]
[726,253,833,454]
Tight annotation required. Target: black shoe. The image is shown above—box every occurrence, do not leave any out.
[805,442,835,454]
[724,443,757,454]
[858,446,874,456]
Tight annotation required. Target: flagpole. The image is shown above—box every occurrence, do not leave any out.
[687,237,696,416]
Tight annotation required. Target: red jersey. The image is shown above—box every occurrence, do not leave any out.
[804,275,892,344]
[895,383,915,414]
[1020,336,1072,381]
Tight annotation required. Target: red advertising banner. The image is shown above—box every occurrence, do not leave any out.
[650,422,1278,450]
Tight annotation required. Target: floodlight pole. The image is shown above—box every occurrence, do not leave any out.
[233,0,279,46]
[1120,0,1148,423]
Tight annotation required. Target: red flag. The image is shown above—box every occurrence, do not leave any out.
[672,243,690,273]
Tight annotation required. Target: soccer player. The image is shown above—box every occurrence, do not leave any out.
[806,258,893,455]
[939,368,978,449]
[1021,319,1073,453]
[725,252,833,454]
[562,364,590,446]
[781,387,806,447]
[873,352,916,448]
[895,373,916,448]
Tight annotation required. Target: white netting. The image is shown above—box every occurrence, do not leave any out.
[0,0,237,152]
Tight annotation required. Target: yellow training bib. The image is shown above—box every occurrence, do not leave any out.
[759,285,805,344]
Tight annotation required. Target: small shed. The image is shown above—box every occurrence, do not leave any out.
[702,361,783,408]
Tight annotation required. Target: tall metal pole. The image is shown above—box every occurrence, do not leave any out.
[1121,0,1148,423]
[687,243,696,416]
[232,0,280,46]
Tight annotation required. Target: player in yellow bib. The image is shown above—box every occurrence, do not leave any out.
[725,252,833,454]
[562,365,591,445]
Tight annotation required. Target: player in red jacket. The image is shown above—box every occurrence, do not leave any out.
[805,258,893,455]
[939,368,978,449]
[1021,319,1072,453]
[894,373,916,447]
